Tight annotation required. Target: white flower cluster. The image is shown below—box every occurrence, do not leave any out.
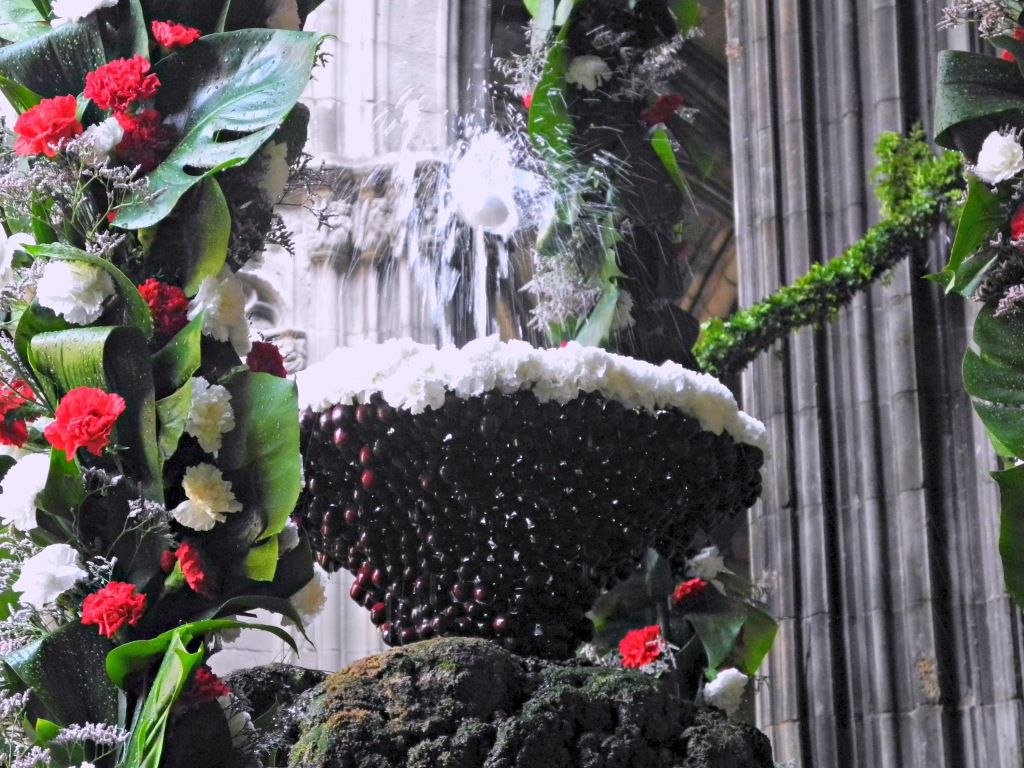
[0,453,50,532]
[297,337,768,453]
[703,667,749,717]
[187,271,252,357]
[974,129,1024,185]
[36,260,115,325]
[186,376,236,456]
[566,55,612,91]
[170,463,243,531]
[13,544,87,609]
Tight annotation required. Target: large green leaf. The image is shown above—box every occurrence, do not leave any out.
[33,449,84,540]
[732,604,777,675]
[966,303,1024,456]
[673,0,701,35]
[120,629,203,768]
[114,29,326,228]
[0,19,106,100]
[143,179,230,296]
[932,176,1005,296]
[3,622,118,727]
[26,243,155,338]
[0,0,48,45]
[528,21,574,167]
[151,313,203,399]
[154,379,192,461]
[217,372,302,545]
[650,126,688,193]
[994,464,1024,610]
[28,326,162,500]
[935,50,1024,156]
[687,612,747,672]
[106,619,297,688]
[0,74,41,113]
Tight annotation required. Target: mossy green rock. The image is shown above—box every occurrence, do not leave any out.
[286,637,772,768]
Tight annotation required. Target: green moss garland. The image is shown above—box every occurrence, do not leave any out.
[694,130,965,378]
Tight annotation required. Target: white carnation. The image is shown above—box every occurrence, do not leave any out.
[13,543,87,609]
[278,518,300,553]
[77,117,124,166]
[187,272,252,356]
[687,546,726,582]
[170,463,243,531]
[975,130,1024,184]
[0,452,50,531]
[36,260,115,325]
[265,0,300,30]
[0,232,34,289]
[286,570,327,626]
[186,376,235,456]
[51,0,117,24]
[703,668,749,717]
[566,55,612,91]
[217,694,254,747]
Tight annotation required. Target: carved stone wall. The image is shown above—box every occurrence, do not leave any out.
[727,2,1024,766]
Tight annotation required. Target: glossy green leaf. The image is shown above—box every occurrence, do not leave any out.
[650,127,688,193]
[151,313,203,399]
[114,30,326,228]
[933,177,1005,296]
[553,0,579,26]
[574,283,619,347]
[3,622,118,727]
[33,449,84,539]
[26,243,155,339]
[0,19,105,100]
[528,22,574,167]
[732,605,777,675]
[155,380,192,462]
[935,50,1024,156]
[28,326,162,500]
[687,612,747,671]
[0,0,48,45]
[33,718,59,745]
[218,372,302,544]
[0,74,40,112]
[994,464,1024,610]
[145,178,230,296]
[243,536,279,582]
[106,619,298,689]
[120,630,203,768]
[673,0,700,35]
[13,304,72,398]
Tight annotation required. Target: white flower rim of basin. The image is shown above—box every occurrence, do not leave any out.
[297,336,768,455]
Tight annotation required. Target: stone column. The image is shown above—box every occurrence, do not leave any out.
[727,2,1024,767]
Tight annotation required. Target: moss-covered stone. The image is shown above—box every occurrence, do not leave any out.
[283,637,773,768]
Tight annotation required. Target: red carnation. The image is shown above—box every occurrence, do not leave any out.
[159,549,177,573]
[81,581,146,637]
[522,93,533,110]
[151,20,201,50]
[619,624,663,668]
[85,55,160,114]
[246,341,288,377]
[0,379,35,448]
[671,577,708,607]
[176,540,214,597]
[115,109,171,173]
[138,278,189,337]
[45,386,125,458]
[1012,205,1024,243]
[175,665,232,712]
[13,95,83,157]
[641,93,684,127]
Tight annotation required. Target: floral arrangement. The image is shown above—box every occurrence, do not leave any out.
[0,1,328,766]
[934,1,1024,612]
[503,0,712,360]
[585,544,773,721]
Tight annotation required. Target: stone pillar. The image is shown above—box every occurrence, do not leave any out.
[727,2,1024,766]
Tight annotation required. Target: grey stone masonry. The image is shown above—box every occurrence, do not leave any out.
[727,2,1024,767]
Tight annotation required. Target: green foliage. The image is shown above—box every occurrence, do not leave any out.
[114,30,326,228]
[694,131,964,378]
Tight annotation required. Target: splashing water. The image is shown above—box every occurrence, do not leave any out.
[327,96,555,345]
